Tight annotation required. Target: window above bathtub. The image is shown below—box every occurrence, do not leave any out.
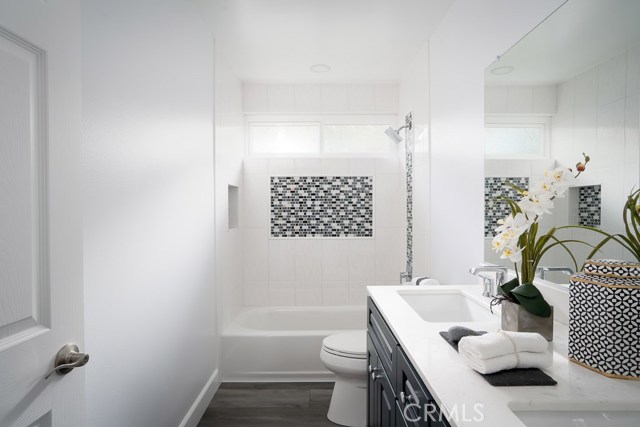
[485,115,550,159]
[246,114,398,157]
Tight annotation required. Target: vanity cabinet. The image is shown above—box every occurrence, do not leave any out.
[367,297,451,427]
[367,333,396,427]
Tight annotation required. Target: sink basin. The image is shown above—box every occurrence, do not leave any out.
[397,290,496,323]
[510,402,640,427]
[513,409,640,427]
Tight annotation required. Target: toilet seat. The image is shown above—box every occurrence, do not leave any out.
[322,331,366,359]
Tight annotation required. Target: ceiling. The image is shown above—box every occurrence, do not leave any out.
[192,0,454,83]
[485,0,640,85]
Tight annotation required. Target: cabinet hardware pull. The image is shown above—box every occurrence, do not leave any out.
[371,372,382,382]
[400,392,413,404]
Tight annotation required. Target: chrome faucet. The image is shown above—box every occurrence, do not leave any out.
[469,265,508,298]
[535,266,574,280]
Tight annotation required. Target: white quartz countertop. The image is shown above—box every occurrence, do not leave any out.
[367,284,640,427]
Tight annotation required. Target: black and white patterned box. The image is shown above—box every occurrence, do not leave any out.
[569,259,640,380]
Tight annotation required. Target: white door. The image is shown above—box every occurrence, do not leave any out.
[0,1,85,426]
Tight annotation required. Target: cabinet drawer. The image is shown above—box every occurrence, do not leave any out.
[367,297,398,378]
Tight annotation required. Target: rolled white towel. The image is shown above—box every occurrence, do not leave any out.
[458,330,549,360]
[410,276,429,286]
[459,348,553,374]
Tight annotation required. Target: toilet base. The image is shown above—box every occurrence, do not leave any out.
[327,380,366,427]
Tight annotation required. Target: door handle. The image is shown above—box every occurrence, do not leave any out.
[44,344,90,379]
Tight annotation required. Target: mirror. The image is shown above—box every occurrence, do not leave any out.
[484,0,640,284]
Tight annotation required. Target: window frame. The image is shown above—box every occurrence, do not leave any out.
[245,114,399,158]
[484,115,551,160]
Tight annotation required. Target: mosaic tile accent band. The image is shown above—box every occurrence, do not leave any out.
[578,185,601,228]
[405,116,414,277]
[270,176,373,238]
[484,176,529,237]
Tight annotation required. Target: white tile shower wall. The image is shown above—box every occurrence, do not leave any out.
[550,45,640,263]
[243,83,399,114]
[485,85,557,115]
[242,157,403,306]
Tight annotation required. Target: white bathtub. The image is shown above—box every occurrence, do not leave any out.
[222,306,367,381]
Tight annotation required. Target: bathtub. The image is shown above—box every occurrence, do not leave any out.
[222,306,367,381]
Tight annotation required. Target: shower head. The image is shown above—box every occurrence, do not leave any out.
[385,114,413,144]
[385,126,403,143]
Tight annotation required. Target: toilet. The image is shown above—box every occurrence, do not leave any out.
[320,330,367,427]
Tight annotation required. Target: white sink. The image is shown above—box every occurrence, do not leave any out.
[397,290,496,323]
[510,402,640,427]
[513,410,640,426]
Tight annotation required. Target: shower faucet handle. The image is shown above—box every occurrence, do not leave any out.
[400,271,412,284]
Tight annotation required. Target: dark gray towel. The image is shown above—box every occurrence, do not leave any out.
[447,326,487,343]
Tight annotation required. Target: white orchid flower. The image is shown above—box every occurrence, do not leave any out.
[518,190,554,217]
[500,245,523,263]
[492,235,507,251]
[495,212,532,234]
[545,167,575,191]
[533,180,553,195]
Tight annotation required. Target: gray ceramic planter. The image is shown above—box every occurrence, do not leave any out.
[501,300,554,341]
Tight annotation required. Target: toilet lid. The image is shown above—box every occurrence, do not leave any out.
[322,330,366,358]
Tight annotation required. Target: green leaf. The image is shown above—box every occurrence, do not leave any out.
[510,282,553,318]
[498,277,520,303]
[506,183,527,195]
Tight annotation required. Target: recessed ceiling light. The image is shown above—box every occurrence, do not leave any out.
[490,65,515,75]
[310,64,331,73]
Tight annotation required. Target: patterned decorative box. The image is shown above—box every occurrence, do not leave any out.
[583,259,640,278]
[569,259,640,380]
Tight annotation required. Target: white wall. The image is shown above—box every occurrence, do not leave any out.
[215,52,245,331]
[82,1,218,426]
[399,42,430,278]
[243,83,399,114]
[241,157,403,306]
[427,0,566,285]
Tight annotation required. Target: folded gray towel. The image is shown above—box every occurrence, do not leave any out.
[447,326,487,343]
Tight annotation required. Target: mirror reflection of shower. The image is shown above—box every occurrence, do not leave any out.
[483,0,640,285]
[386,113,414,284]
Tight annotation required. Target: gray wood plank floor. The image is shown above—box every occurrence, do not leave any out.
[197,382,339,427]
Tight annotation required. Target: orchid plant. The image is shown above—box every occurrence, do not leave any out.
[491,154,590,317]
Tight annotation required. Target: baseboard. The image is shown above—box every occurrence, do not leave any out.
[222,370,336,383]
[179,368,220,427]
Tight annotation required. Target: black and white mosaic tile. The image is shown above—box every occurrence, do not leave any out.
[578,185,601,228]
[484,176,529,237]
[270,176,373,238]
[405,115,414,275]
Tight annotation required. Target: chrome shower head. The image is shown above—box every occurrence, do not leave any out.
[385,126,403,143]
